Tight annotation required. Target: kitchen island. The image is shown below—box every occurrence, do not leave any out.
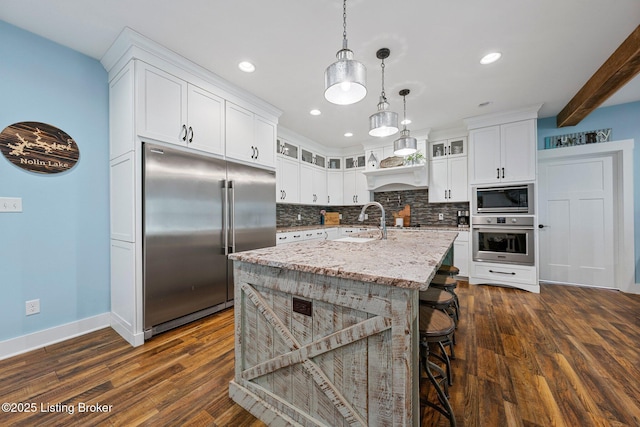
[228,229,457,426]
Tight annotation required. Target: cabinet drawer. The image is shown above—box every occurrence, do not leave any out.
[473,262,536,284]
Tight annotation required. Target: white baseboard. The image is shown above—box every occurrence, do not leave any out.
[110,312,144,347]
[0,313,111,361]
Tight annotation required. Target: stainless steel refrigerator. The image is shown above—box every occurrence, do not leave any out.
[143,142,275,339]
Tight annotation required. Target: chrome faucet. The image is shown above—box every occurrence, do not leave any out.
[358,201,387,239]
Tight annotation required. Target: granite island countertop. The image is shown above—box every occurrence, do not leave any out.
[277,224,467,233]
[230,229,457,291]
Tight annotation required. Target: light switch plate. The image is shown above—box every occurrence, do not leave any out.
[0,197,22,212]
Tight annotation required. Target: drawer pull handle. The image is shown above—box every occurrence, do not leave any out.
[489,269,516,275]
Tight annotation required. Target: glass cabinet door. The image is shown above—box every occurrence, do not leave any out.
[431,141,446,159]
[328,158,341,170]
[345,157,355,169]
[277,139,298,160]
[356,155,365,168]
[301,148,313,164]
[449,138,465,156]
[314,154,326,168]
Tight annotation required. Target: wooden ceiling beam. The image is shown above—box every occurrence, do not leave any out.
[557,25,640,128]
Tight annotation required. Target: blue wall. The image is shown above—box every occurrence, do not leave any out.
[0,21,110,341]
[537,101,640,282]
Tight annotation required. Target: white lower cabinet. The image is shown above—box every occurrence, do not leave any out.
[276,228,337,245]
[453,231,469,277]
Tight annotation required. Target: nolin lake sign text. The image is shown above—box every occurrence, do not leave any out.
[0,122,80,174]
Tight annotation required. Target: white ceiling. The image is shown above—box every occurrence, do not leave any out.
[1,0,639,149]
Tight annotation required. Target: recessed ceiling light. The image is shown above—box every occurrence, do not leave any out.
[309,109,321,116]
[478,101,492,107]
[238,61,256,73]
[401,119,412,125]
[480,52,502,65]
[344,132,353,137]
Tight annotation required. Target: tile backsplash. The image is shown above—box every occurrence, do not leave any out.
[276,189,469,228]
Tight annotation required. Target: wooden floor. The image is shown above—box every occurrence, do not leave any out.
[1,282,639,426]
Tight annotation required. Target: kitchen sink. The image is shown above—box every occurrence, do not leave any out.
[333,237,377,243]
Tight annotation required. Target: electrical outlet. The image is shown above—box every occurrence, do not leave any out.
[26,299,40,316]
[438,213,444,221]
[297,214,301,221]
[0,197,23,213]
[339,214,342,219]
[364,214,369,220]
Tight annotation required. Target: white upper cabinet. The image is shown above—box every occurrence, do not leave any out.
[186,84,225,155]
[299,163,327,204]
[429,137,468,202]
[468,119,536,184]
[136,61,224,156]
[276,156,299,203]
[327,171,343,205]
[429,137,466,159]
[343,169,370,205]
[226,102,276,168]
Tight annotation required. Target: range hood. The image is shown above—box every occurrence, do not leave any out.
[361,163,428,192]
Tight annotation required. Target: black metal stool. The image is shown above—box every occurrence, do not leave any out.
[419,305,457,427]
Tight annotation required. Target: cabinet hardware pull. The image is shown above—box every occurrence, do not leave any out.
[278,236,287,240]
[501,167,505,179]
[496,168,500,179]
[188,126,194,143]
[444,190,447,199]
[181,124,188,141]
[283,190,287,199]
[489,269,516,275]
[256,147,259,159]
[448,189,451,199]
[293,235,301,238]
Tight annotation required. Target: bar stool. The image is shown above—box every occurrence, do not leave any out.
[437,264,459,276]
[430,273,461,319]
[419,287,457,369]
[420,287,458,325]
[419,305,457,427]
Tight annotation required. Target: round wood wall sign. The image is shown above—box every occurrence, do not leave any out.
[0,121,80,174]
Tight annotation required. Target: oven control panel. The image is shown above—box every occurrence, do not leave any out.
[477,216,534,227]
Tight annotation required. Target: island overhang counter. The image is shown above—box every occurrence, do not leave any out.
[228,229,457,427]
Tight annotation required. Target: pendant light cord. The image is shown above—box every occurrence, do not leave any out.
[380,59,386,100]
[402,95,407,130]
[342,0,348,49]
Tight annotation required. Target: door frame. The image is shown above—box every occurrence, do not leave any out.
[538,139,635,293]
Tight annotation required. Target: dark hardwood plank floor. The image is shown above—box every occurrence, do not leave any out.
[1,282,639,426]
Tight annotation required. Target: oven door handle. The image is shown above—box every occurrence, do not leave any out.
[473,226,534,232]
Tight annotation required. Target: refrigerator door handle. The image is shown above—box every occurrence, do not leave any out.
[229,180,236,253]
[222,180,229,255]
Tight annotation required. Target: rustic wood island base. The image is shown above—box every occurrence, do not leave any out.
[229,230,457,426]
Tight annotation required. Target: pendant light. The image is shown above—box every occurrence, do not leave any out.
[324,0,367,105]
[393,89,418,156]
[369,48,399,137]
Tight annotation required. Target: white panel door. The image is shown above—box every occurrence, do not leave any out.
[538,155,614,288]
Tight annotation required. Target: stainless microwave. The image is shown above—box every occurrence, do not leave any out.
[472,184,534,215]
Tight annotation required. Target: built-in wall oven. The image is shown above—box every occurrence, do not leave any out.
[472,184,534,215]
[472,216,535,265]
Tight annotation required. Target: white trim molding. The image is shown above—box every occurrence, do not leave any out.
[538,139,636,294]
[0,313,111,360]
